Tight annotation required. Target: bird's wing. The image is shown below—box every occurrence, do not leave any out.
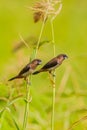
[42,59,58,70]
[18,64,30,75]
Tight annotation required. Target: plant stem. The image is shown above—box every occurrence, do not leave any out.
[51,20,56,130]
[34,7,49,58]
[51,84,55,130]
[22,7,49,130]
[34,21,45,58]
[23,78,30,130]
[51,20,55,56]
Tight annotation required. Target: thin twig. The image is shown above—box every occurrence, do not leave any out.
[19,33,30,49]
[68,115,87,130]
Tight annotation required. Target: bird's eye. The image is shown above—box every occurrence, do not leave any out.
[39,62,42,64]
[64,55,68,59]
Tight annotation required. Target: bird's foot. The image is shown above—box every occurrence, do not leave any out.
[51,79,55,85]
[24,96,32,103]
[27,80,31,85]
[25,77,31,85]
[52,73,56,77]
[49,71,56,77]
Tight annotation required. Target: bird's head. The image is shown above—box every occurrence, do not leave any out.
[62,54,68,59]
[32,59,42,65]
[57,54,68,64]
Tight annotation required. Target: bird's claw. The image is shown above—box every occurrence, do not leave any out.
[27,81,31,85]
[25,78,31,85]
[49,71,56,77]
[24,96,32,103]
[52,74,56,77]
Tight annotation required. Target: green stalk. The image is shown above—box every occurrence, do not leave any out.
[51,19,56,130]
[50,1,62,128]
[34,8,49,58]
[34,21,45,58]
[51,20,55,56]
[22,78,30,130]
[51,83,55,130]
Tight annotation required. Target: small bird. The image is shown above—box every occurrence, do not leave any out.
[33,54,68,75]
[8,59,42,81]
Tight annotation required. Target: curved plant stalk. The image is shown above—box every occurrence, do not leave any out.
[0,95,23,130]
[22,8,49,129]
[34,6,49,58]
[1,107,20,130]
[0,95,23,116]
[8,108,20,130]
[34,21,45,58]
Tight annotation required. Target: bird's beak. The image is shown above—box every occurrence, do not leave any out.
[38,61,42,65]
[65,55,68,59]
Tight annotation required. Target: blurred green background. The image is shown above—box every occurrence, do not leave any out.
[0,0,87,130]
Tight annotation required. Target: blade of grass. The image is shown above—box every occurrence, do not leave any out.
[57,66,71,102]
[6,107,20,130]
[0,107,20,130]
[68,115,87,130]
[19,33,30,49]
[0,95,23,117]
[9,110,20,130]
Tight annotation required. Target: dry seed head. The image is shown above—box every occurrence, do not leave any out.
[30,0,62,23]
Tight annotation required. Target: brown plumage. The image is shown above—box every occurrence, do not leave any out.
[33,54,68,75]
[8,59,42,81]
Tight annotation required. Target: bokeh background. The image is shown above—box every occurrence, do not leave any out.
[0,0,87,130]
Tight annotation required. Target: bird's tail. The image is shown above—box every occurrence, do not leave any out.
[8,76,19,81]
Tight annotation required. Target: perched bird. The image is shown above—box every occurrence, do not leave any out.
[8,59,42,81]
[33,54,68,75]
